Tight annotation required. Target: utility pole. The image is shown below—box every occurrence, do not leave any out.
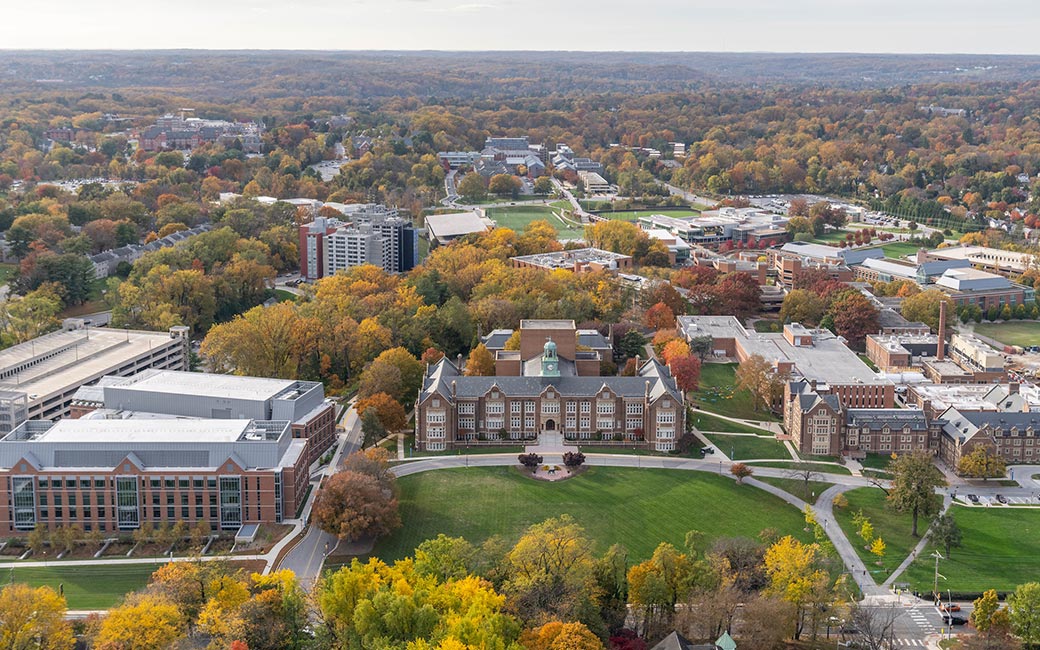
[931,551,945,603]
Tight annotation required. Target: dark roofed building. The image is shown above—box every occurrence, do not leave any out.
[416,320,684,452]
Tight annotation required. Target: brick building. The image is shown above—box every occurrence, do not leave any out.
[0,417,309,534]
[68,369,337,468]
[415,320,684,452]
[784,380,942,457]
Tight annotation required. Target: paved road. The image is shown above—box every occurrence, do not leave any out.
[551,177,592,221]
[276,405,362,585]
[656,180,717,208]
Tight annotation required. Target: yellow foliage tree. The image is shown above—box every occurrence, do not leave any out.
[0,583,75,650]
[520,621,604,650]
[93,594,183,650]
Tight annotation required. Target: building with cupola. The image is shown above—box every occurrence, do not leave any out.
[414,320,685,452]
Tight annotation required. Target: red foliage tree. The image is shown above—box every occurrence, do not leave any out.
[644,301,676,330]
[827,290,879,350]
[312,471,401,541]
[669,354,702,393]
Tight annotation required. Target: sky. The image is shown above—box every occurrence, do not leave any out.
[5,0,1039,54]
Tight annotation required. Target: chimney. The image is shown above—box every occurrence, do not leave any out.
[451,380,457,399]
[936,301,947,361]
[457,353,464,372]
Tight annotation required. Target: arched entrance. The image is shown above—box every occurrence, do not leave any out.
[545,419,556,431]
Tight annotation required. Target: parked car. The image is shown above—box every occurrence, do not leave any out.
[700,447,714,455]
[942,614,968,626]
[967,494,979,503]
[939,604,961,612]
[996,494,1008,504]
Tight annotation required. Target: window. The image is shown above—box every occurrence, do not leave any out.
[459,402,476,415]
[12,477,35,531]
[626,403,644,415]
[510,402,522,414]
[566,402,576,414]
[116,477,139,529]
[510,417,521,429]
[580,417,591,430]
[580,402,591,414]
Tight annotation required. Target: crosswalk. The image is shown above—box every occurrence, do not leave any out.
[906,608,937,632]
[892,639,927,647]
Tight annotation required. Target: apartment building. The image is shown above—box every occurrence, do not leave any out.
[297,205,418,280]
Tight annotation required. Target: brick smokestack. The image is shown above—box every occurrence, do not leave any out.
[936,300,947,361]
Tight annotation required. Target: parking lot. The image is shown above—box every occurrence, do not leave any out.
[956,493,1039,506]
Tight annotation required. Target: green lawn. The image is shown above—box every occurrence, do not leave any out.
[901,506,1040,593]
[858,454,896,471]
[754,476,834,504]
[858,354,880,372]
[4,563,157,609]
[812,231,849,244]
[702,433,791,461]
[972,322,1040,348]
[880,242,921,260]
[691,411,774,435]
[593,209,700,221]
[747,461,852,476]
[370,466,811,564]
[834,487,931,583]
[485,205,585,240]
[753,319,782,333]
[576,445,698,458]
[272,289,297,302]
[693,363,779,422]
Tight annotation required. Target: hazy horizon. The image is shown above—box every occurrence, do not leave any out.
[7,0,1039,55]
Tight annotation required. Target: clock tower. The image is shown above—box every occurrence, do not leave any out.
[540,337,560,377]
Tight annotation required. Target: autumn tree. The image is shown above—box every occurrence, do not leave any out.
[779,289,826,327]
[734,354,787,413]
[520,621,604,650]
[413,534,478,582]
[0,584,75,650]
[827,290,879,350]
[465,343,496,376]
[763,536,839,640]
[660,338,691,365]
[93,593,184,650]
[956,446,1006,481]
[628,543,699,638]
[488,173,522,198]
[971,589,1004,632]
[458,172,488,202]
[669,354,702,393]
[355,392,408,434]
[900,289,956,333]
[503,515,600,629]
[644,302,676,330]
[888,451,946,537]
[312,471,401,542]
[730,463,754,484]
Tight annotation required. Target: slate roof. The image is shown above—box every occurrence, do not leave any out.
[845,408,931,430]
[650,631,718,650]
[420,357,680,403]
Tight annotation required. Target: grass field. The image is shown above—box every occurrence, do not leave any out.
[370,466,811,564]
[858,454,896,472]
[592,209,700,221]
[754,476,834,504]
[972,322,1040,348]
[691,411,774,435]
[485,205,585,240]
[834,487,929,583]
[901,506,1040,593]
[880,242,921,259]
[753,320,783,333]
[693,363,780,422]
[4,563,158,609]
[702,433,791,460]
[747,461,852,476]
[812,232,848,244]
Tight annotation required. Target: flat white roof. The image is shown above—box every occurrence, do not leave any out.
[117,370,295,401]
[425,211,490,238]
[36,418,264,444]
[0,328,182,404]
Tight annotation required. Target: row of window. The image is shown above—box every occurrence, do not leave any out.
[446,400,651,415]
